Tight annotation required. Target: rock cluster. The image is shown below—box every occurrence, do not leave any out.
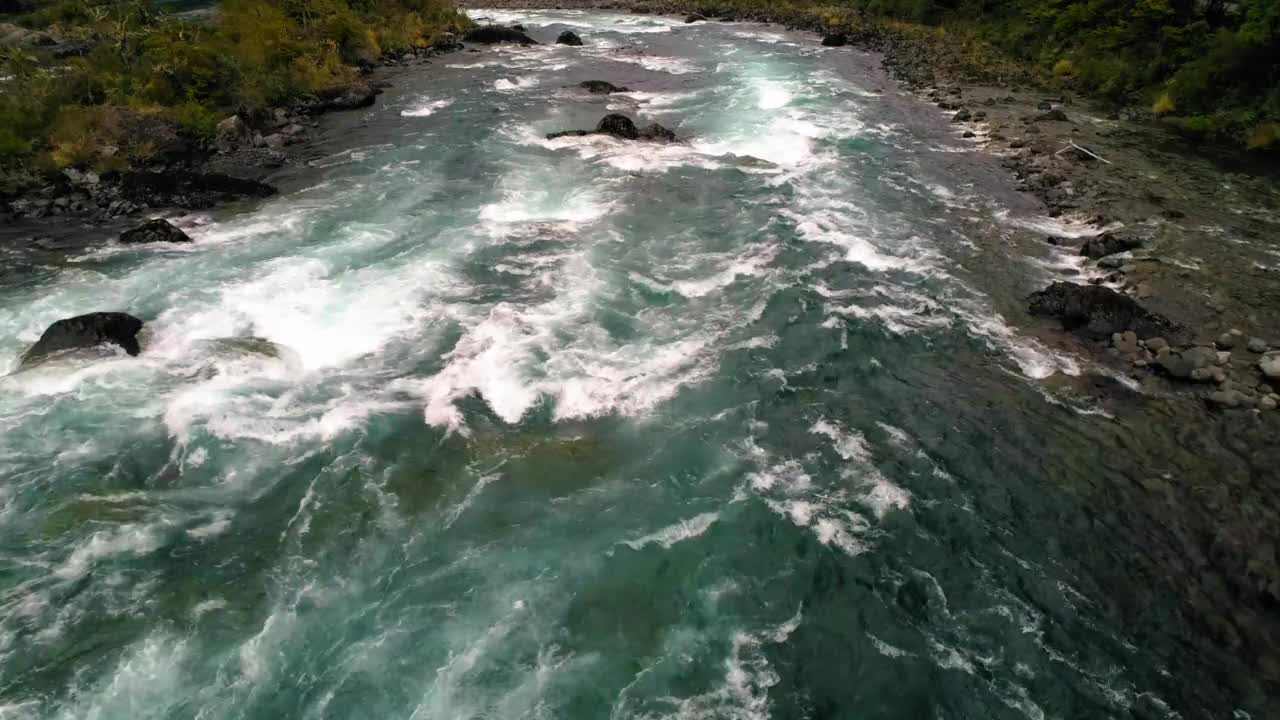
[547,114,677,142]
[118,219,192,245]
[1028,282,1174,339]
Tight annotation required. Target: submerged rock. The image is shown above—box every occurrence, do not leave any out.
[20,312,144,366]
[821,33,848,47]
[1034,108,1069,122]
[556,30,583,46]
[1080,232,1141,259]
[579,80,629,94]
[464,25,538,45]
[119,219,191,244]
[1028,282,1173,339]
[546,114,677,142]
[119,171,276,210]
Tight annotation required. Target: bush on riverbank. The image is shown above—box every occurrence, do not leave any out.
[688,0,1278,149]
[0,0,469,173]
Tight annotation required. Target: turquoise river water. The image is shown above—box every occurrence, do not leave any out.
[0,10,1271,720]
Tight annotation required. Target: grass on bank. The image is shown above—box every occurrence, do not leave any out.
[0,0,469,180]
[684,0,1279,150]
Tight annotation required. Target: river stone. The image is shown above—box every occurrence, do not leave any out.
[20,312,144,366]
[464,25,538,45]
[685,14,706,23]
[952,110,971,123]
[821,33,848,47]
[596,114,640,139]
[1112,331,1139,355]
[119,218,191,244]
[1216,332,1237,349]
[1261,395,1278,411]
[119,171,277,210]
[556,30,583,46]
[1080,233,1141,259]
[1208,390,1245,408]
[1247,337,1269,353]
[1028,282,1173,339]
[1035,108,1069,122]
[579,80,628,94]
[1260,352,1280,379]
[1155,346,1217,380]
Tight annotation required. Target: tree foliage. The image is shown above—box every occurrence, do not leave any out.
[0,0,468,168]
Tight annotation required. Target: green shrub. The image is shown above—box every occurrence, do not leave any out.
[173,99,220,140]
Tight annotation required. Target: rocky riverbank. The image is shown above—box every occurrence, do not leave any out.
[0,36,466,226]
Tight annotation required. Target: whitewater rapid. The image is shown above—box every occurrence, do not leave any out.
[0,9,1219,720]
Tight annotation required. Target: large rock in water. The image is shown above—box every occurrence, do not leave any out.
[20,312,144,366]
[119,219,191,244]
[821,33,848,47]
[463,25,538,44]
[547,114,677,142]
[556,30,583,46]
[118,171,276,210]
[1080,232,1141,259]
[596,113,640,139]
[579,80,629,94]
[1028,282,1173,339]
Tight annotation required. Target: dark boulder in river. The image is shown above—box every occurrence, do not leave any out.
[685,14,706,23]
[119,171,277,210]
[579,80,628,94]
[464,25,538,45]
[597,114,641,139]
[1079,232,1141,259]
[1028,282,1173,339]
[20,312,144,366]
[556,30,583,46]
[821,33,848,47]
[119,219,191,245]
[547,114,678,142]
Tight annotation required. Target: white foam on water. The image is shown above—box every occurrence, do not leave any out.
[644,610,803,720]
[55,522,168,580]
[61,635,191,719]
[623,512,719,550]
[997,209,1116,239]
[494,75,539,92]
[810,418,911,519]
[402,98,454,117]
[756,80,792,110]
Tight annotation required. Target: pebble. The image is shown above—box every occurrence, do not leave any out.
[1247,337,1269,353]
[1144,337,1168,353]
[1260,352,1280,380]
[1215,351,1231,365]
[1216,332,1236,349]
[1261,396,1278,411]
[1112,331,1139,355]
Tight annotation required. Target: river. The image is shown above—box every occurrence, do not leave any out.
[0,10,1270,719]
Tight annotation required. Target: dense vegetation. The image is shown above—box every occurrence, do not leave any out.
[695,0,1279,148]
[0,0,468,176]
